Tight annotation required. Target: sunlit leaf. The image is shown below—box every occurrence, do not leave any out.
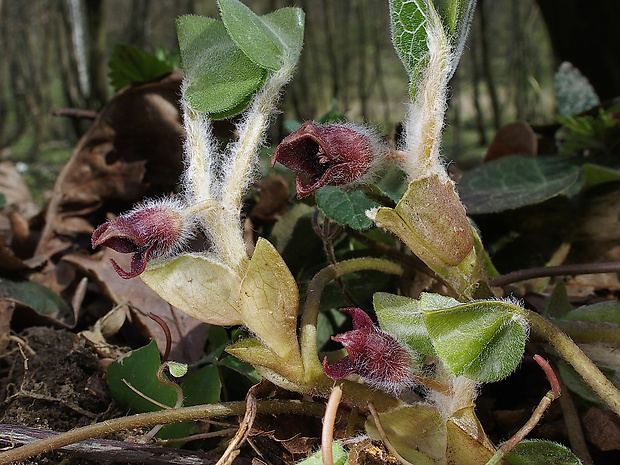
[297,442,348,465]
[420,293,527,382]
[238,238,301,365]
[316,186,380,231]
[176,15,266,117]
[141,253,243,326]
[218,0,304,69]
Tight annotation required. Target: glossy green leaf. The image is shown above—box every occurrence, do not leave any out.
[107,340,178,413]
[504,440,581,465]
[316,186,380,231]
[177,15,266,116]
[181,364,221,406]
[108,44,176,91]
[373,292,435,361]
[420,293,528,382]
[218,0,304,70]
[141,252,243,326]
[457,156,582,214]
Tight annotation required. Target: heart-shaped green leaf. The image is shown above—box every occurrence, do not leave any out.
[420,293,528,382]
[141,253,243,326]
[316,186,380,231]
[177,15,266,117]
[218,0,304,70]
[457,155,582,214]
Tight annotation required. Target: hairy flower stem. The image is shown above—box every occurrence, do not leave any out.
[526,309,620,417]
[299,257,405,381]
[0,400,326,465]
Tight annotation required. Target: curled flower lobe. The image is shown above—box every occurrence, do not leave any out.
[91,199,190,279]
[323,307,413,395]
[271,121,384,197]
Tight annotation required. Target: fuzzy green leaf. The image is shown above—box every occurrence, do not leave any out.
[177,15,266,117]
[433,0,476,77]
[297,442,348,465]
[316,187,380,230]
[373,292,436,362]
[420,293,527,382]
[562,300,620,325]
[504,440,581,465]
[141,253,243,327]
[457,156,582,214]
[389,0,432,96]
[218,0,304,70]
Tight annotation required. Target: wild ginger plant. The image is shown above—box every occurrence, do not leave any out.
[4,0,620,464]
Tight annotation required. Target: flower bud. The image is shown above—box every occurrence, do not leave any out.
[91,198,192,279]
[323,307,413,395]
[271,121,385,197]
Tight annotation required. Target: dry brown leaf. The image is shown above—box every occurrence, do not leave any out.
[583,407,620,451]
[63,250,208,364]
[484,121,538,162]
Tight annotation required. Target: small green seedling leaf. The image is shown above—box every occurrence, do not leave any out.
[504,440,581,465]
[107,340,177,413]
[316,186,380,230]
[177,15,266,117]
[218,0,304,70]
[141,252,243,327]
[420,293,528,382]
[373,292,435,362]
[433,0,476,78]
[543,281,573,318]
[167,361,189,378]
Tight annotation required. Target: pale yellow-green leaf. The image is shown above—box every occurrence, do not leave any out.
[238,238,301,364]
[226,337,305,385]
[365,404,447,464]
[141,253,243,326]
[446,407,496,465]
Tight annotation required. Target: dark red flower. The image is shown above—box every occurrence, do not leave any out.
[91,200,190,279]
[323,307,413,395]
[271,121,384,197]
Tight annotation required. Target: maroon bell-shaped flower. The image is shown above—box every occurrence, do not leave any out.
[323,307,413,395]
[271,121,385,197]
[91,199,191,279]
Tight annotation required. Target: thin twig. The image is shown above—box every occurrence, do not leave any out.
[485,355,561,465]
[367,402,414,465]
[0,400,327,465]
[215,384,258,465]
[322,385,342,465]
[490,261,620,288]
[149,313,172,362]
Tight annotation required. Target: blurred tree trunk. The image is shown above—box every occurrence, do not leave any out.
[477,0,501,130]
[535,0,620,101]
[85,0,108,109]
